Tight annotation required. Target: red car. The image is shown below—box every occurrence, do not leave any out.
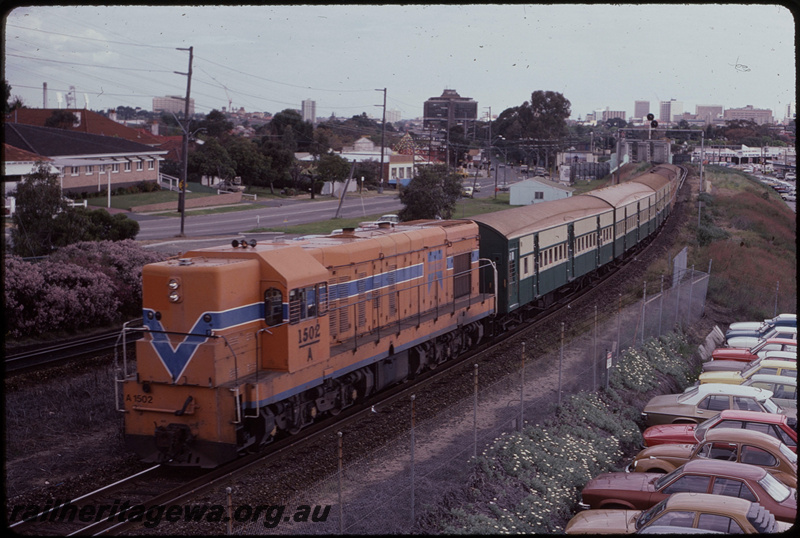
[577,459,797,523]
[711,337,797,362]
[643,409,797,452]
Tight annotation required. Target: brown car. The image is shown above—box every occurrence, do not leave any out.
[565,492,790,534]
[626,428,798,488]
[578,459,796,523]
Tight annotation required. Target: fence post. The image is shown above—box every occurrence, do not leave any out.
[410,394,416,524]
[658,274,664,337]
[687,265,695,324]
[338,431,343,534]
[593,305,597,391]
[519,342,525,431]
[616,294,622,360]
[473,364,478,460]
[641,281,647,346]
[558,323,564,408]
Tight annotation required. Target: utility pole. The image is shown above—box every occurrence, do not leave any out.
[376,88,386,193]
[175,45,193,237]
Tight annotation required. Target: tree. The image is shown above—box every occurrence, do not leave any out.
[398,164,461,221]
[51,208,140,246]
[259,139,294,192]
[269,109,314,151]
[10,162,68,257]
[44,110,79,129]
[4,79,24,114]
[224,137,268,186]
[187,138,235,183]
[198,109,234,138]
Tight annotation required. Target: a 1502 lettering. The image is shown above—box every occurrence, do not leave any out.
[298,324,321,345]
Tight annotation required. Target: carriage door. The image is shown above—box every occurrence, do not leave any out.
[567,223,575,281]
[508,246,519,310]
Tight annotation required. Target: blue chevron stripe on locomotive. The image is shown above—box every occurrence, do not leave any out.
[142,302,265,382]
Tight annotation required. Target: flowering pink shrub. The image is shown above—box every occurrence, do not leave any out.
[49,240,168,316]
[5,242,169,339]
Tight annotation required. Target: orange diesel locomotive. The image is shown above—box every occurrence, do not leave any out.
[119,220,495,467]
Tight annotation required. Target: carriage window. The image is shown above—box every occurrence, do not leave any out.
[264,288,284,327]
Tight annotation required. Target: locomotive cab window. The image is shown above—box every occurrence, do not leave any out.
[264,288,284,327]
[289,283,328,324]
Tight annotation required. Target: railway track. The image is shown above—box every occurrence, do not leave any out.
[4,320,143,374]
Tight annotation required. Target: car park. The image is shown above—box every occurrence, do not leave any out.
[642,409,797,452]
[564,492,789,534]
[742,375,797,410]
[577,460,796,523]
[711,338,797,362]
[726,327,797,350]
[698,359,797,386]
[626,428,797,488]
[727,313,796,334]
[702,350,796,373]
[641,384,783,426]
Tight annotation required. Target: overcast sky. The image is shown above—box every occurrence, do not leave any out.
[3,4,795,121]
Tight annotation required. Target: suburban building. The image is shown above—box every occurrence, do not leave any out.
[301,99,316,125]
[723,105,774,125]
[3,123,168,194]
[659,99,684,123]
[153,95,195,116]
[695,105,724,124]
[509,177,574,206]
[423,89,478,131]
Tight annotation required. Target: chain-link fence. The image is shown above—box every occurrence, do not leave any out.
[236,267,710,535]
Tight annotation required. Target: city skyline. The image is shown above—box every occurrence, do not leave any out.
[3,5,795,122]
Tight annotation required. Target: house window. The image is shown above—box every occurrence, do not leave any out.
[112,163,120,173]
[399,167,405,179]
[406,167,412,178]
[148,160,155,170]
[99,164,106,173]
[85,165,94,175]
[136,160,143,171]
[535,191,544,199]
[71,166,80,176]
[124,161,132,172]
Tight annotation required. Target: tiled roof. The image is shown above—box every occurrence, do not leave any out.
[4,108,163,145]
[2,143,52,162]
[4,123,167,157]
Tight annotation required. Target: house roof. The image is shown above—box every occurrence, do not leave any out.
[2,143,52,163]
[513,177,575,192]
[4,108,163,145]
[4,123,167,159]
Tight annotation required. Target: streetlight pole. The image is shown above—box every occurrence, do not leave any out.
[175,45,193,237]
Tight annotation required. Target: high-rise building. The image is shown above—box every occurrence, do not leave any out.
[423,89,477,130]
[695,105,723,124]
[301,99,316,124]
[386,109,401,124]
[723,105,773,125]
[602,109,626,122]
[153,96,195,115]
[659,99,683,123]
[634,100,650,119]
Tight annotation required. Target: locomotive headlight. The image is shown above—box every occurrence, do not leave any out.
[168,291,181,303]
[168,278,180,290]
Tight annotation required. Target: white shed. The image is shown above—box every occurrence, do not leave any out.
[509,177,574,206]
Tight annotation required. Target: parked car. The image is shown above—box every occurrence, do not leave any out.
[461,186,474,198]
[564,492,789,534]
[642,409,797,452]
[577,459,796,523]
[711,337,797,363]
[742,375,797,410]
[626,428,797,488]
[726,327,797,349]
[702,351,796,374]
[698,359,797,386]
[641,384,783,427]
[376,214,400,223]
[727,313,797,334]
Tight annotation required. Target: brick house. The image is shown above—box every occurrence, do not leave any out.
[4,123,168,195]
